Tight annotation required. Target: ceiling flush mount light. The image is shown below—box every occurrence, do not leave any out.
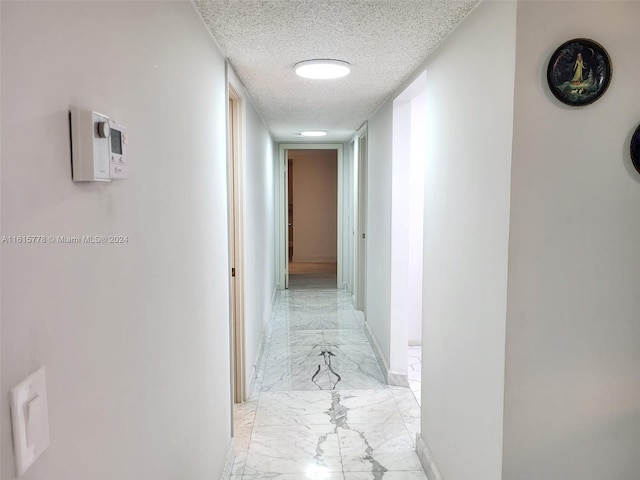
[300,131,327,137]
[295,59,351,79]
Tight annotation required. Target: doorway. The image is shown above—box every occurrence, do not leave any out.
[389,72,426,395]
[278,144,344,290]
[287,149,338,289]
[228,85,246,403]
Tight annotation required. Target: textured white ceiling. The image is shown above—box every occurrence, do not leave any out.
[196,0,479,142]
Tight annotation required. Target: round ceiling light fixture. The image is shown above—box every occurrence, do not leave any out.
[295,59,351,79]
[300,130,327,137]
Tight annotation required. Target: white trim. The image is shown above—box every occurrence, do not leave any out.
[387,370,410,388]
[353,126,368,311]
[416,434,444,480]
[363,320,409,387]
[224,64,235,434]
[218,439,235,480]
[247,284,278,396]
[277,143,345,290]
[227,67,247,403]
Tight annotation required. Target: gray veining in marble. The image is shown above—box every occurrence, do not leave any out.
[229,283,426,480]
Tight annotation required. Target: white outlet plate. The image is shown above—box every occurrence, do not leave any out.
[10,367,50,476]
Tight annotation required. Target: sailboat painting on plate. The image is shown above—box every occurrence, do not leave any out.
[547,38,612,107]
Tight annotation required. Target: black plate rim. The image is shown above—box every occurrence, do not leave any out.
[546,37,612,107]
[631,124,640,175]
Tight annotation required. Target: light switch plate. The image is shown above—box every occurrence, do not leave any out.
[10,367,50,476]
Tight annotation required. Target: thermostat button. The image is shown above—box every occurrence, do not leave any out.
[97,122,110,138]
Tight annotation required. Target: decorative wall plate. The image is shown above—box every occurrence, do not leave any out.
[631,124,640,175]
[547,38,612,106]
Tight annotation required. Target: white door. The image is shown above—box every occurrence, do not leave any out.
[284,150,290,289]
[228,89,245,403]
[356,132,368,311]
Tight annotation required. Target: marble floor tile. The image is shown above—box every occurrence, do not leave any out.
[232,284,427,479]
[409,382,421,406]
[245,425,343,474]
[242,474,345,480]
[233,425,253,452]
[287,317,326,331]
[407,369,421,382]
[234,400,258,430]
[328,345,387,389]
[260,364,332,392]
[322,316,365,330]
[403,422,421,447]
[333,390,403,424]
[266,344,325,366]
[269,329,325,347]
[323,329,370,345]
[344,472,428,479]
[406,345,421,406]
[331,371,388,391]
[389,387,420,425]
[233,400,258,451]
[338,423,422,472]
[231,451,247,476]
[255,391,333,426]
[328,344,379,369]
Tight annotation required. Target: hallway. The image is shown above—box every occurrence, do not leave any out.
[227,283,424,479]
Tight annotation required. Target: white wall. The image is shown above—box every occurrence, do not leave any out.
[407,92,426,346]
[342,143,354,291]
[230,71,277,393]
[391,75,427,380]
[503,2,640,478]
[1,2,232,478]
[365,103,394,365]
[0,2,3,476]
[289,150,338,263]
[390,99,412,377]
[420,1,516,478]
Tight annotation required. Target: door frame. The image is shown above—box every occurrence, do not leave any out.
[278,143,344,289]
[227,79,246,404]
[353,126,368,311]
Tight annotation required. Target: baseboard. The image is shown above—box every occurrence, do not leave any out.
[363,321,388,380]
[387,370,410,387]
[362,322,409,387]
[268,284,278,313]
[416,434,443,480]
[247,337,265,396]
[247,285,278,397]
[219,438,235,479]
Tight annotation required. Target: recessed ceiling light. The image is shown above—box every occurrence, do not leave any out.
[300,131,327,137]
[295,59,351,79]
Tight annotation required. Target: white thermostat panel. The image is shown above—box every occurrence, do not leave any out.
[109,119,128,179]
[70,108,128,181]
